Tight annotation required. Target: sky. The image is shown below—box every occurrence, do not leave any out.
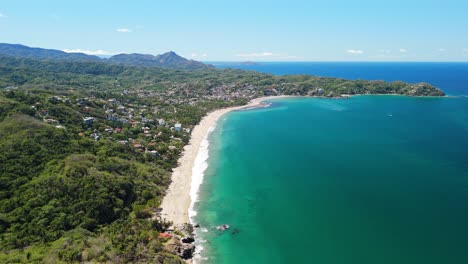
[1,0,468,61]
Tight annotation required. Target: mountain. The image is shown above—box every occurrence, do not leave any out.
[0,43,210,69]
[240,61,259,66]
[107,51,211,69]
[0,43,101,62]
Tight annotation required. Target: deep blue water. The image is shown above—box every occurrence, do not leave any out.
[210,62,468,96]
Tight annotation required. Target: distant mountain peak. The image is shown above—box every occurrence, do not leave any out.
[108,50,210,69]
[0,43,211,70]
[0,43,101,61]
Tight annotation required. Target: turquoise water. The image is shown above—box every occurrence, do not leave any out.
[193,95,468,263]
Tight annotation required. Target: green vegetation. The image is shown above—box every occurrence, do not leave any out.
[0,113,176,262]
[0,92,181,262]
[0,50,445,263]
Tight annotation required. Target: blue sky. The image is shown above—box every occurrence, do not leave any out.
[1,0,467,61]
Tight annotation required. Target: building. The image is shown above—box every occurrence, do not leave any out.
[174,123,182,132]
[44,118,58,124]
[146,150,159,157]
[49,96,60,103]
[158,119,166,126]
[133,143,144,151]
[158,233,172,239]
[107,115,118,122]
[83,117,95,125]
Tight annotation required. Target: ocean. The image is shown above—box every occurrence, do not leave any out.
[191,62,468,264]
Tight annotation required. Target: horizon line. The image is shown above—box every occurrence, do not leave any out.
[203,60,468,63]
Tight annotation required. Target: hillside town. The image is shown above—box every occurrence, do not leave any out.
[22,79,262,166]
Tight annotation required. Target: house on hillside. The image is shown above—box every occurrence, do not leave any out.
[83,106,92,113]
[83,117,95,125]
[146,150,159,157]
[44,118,58,125]
[133,142,144,150]
[49,96,60,103]
[107,115,118,122]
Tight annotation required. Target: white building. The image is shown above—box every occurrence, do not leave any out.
[83,117,95,125]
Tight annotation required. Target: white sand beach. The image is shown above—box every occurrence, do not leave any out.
[159,96,292,225]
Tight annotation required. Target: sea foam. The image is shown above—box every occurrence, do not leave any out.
[189,125,217,264]
[189,125,216,220]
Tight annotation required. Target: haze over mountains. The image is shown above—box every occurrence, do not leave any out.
[0,43,210,69]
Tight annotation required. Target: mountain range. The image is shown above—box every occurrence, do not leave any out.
[0,43,210,69]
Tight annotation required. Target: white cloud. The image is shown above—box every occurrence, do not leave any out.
[235,52,302,60]
[399,49,407,53]
[346,49,364,54]
[437,48,446,52]
[0,13,7,18]
[116,28,131,33]
[236,52,276,58]
[62,49,116,56]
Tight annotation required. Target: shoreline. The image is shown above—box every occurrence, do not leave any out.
[159,95,291,226]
